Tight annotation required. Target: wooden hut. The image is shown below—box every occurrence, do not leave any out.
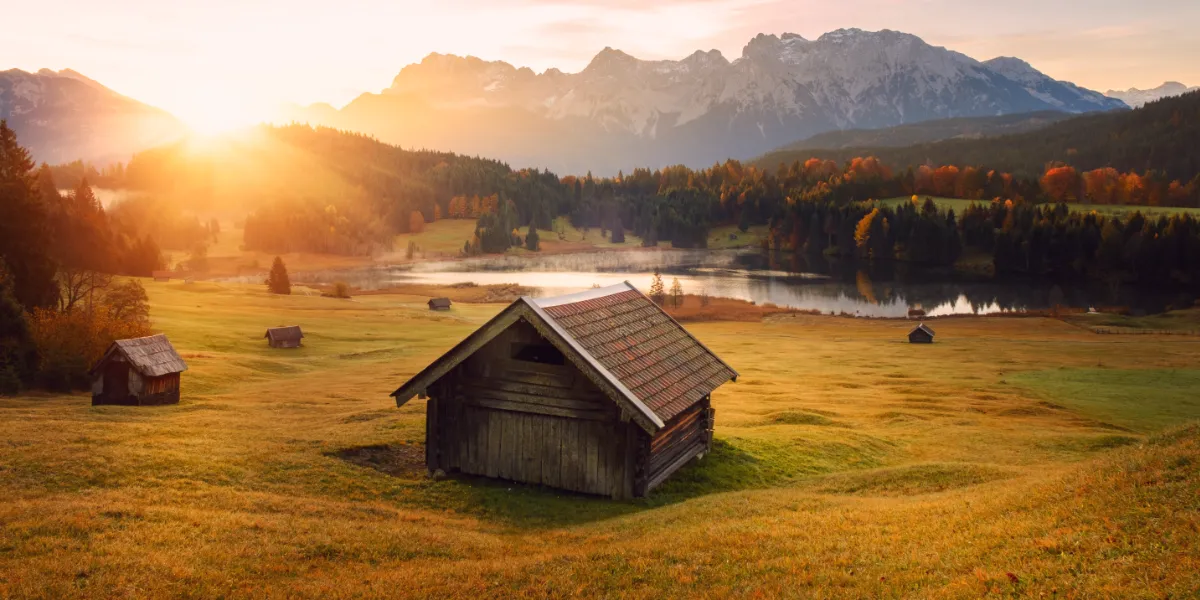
[89,334,188,406]
[428,298,452,311]
[391,282,737,499]
[908,323,935,344]
[152,270,172,282]
[265,325,304,348]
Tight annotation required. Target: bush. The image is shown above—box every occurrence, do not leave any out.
[329,281,352,299]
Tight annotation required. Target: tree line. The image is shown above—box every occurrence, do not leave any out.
[0,121,155,393]
[756,90,1200,182]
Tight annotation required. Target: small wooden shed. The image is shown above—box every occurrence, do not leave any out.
[392,282,737,499]
[428,298,452,311]
[265,325,304,348]
[152,270,172,282]
[908,323,935,344]
[90,334,188,406]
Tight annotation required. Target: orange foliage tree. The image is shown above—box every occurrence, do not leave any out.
[409,211,426,234]
[1040,166,1081,203]
[28,282,152,391]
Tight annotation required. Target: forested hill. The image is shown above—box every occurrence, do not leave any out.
[119,125,565,254]
[755,91,1200,180]
[772,111,1073,153]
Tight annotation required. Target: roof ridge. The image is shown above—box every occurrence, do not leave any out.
[530,281,635,308]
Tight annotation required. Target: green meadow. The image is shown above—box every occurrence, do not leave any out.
[2,281,1199,598]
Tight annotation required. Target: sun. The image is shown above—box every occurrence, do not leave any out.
[173,94,263,136]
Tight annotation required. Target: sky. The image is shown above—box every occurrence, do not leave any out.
[4,0,1199,131]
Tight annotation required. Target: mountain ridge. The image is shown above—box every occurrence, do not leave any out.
[1106,82,1198,108]
[283,28,1126,174]
[0,67,187,165]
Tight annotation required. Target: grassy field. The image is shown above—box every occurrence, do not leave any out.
[2,282,1200,598]
[880,196,1200,218]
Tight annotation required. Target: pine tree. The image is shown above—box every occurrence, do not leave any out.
[649,269,665,305]
[266,256,291,295]
[669,278,684,308]
[0,264,38,394]
[0,121,58,309]
[525,225,540,251]
[610,216,625,243]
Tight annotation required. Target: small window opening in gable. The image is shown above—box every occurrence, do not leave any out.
[511,341,565,365]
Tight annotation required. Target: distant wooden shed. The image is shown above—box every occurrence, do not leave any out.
[392,282,737,499]
[265,325,304,348]
[428,298,452,311]
[90,334,188,406]
[152,270,172,282]
[908,323,935,344]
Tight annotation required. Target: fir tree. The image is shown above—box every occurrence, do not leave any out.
[610,216,625,243]
[649,269,665,306]
[525,225,540,251]
[669,278,684,308]
[0,264,37,394]
[266,256,291,295]
[0,121,57,309]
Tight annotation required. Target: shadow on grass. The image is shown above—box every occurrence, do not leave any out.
[332,436,887,528]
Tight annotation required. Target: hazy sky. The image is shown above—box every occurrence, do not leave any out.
[4,0,1198,130]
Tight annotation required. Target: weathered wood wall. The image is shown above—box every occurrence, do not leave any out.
[426,320,639,498]
[641,396,713,495]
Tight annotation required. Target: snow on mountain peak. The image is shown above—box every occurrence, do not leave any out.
[1106,81,1198,107]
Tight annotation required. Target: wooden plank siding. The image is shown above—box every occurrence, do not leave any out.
[420,315,718,499]
[641,396,713,495]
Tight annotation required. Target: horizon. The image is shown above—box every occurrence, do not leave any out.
[3,0,1199,133]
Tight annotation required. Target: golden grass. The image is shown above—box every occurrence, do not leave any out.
[2,282,1199,598]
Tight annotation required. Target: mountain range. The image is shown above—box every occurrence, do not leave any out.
[283,29,1127,174]
[1105,82,1199,108]
[0,68,187,165]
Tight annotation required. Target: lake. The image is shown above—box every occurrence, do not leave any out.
[279,248,1197,318]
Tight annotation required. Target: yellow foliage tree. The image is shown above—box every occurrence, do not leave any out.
[854,208,879,248]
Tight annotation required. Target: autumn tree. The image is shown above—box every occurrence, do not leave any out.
[1040,166,1081,203]
[409,210,426,234]
[266,256,291,295]
[649,269,665,305]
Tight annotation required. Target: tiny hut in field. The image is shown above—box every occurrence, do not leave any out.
[90,334,188,406]
[391,282,737,499]
[265,325,304,349]
[908,323,935,344]
[152,270,172,282]
[428,297,452,311]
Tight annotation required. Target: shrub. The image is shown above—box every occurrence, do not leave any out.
[330,281,352,299]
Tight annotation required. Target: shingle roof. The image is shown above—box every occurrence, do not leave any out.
[265,325,304,343]
[391,282,737,431]
[910,323,935,337]
[534,284,737,422]
[91,334,188,377]
[428,298,452,309]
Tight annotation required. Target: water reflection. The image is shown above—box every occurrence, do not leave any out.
[270,249,1195,318]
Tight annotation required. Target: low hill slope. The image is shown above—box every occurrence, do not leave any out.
[757,90,1200,180]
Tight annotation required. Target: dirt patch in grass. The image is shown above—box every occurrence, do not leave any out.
[809,463,1013,496]
[332,444,426,477]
